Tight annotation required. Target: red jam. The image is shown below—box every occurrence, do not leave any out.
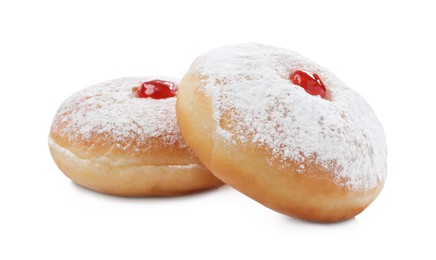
[290,70,326,99]
[134,80,178,99]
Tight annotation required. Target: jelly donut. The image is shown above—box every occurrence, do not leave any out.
[176,44,387,222]
[49,77,223,196]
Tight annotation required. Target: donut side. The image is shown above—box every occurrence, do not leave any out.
[177,72,384,222]
[49,135,222,196]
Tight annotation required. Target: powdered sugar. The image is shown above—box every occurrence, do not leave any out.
[51,77,188,152]
[188,43,387,191]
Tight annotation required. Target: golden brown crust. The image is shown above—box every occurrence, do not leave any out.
[49,136,223,196]
[49,131,199,166]
[176,72,384,222]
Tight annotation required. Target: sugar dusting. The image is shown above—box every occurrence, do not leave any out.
[188,43,387,191]
[51,77,189,152]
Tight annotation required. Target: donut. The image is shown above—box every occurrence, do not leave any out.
[176,43,387,222]
[49,77,223,196]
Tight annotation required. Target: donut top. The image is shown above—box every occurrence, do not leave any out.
[188,43,387,191]
[51,77,188,153]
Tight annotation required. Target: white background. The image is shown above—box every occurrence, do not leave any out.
[1,0,435,259]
